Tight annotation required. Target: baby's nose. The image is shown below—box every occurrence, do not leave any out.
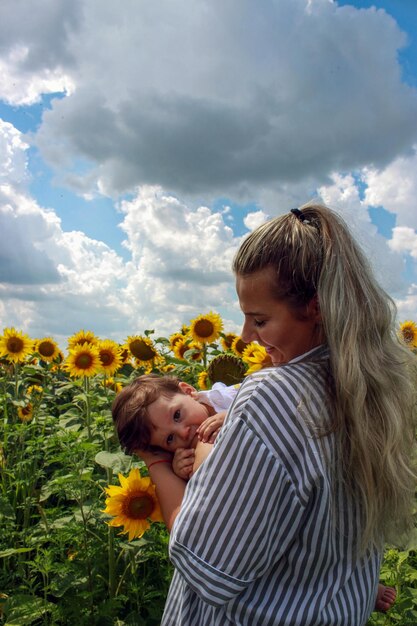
[178,425,190,440]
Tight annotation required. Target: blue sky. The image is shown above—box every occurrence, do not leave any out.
[0,0,416,347]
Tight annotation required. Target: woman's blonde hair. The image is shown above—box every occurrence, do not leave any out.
[233,202,416,549]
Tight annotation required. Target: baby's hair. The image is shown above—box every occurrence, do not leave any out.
[233,202,416,550]
[112,374,181,454]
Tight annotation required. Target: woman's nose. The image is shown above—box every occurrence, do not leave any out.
[241,320,254,344]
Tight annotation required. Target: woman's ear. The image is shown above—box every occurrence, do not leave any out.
[307,294,321,323]
[178,381,197,396]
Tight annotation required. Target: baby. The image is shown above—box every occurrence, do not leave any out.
[111,373,239,479]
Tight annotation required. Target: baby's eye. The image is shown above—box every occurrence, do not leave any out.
[173,410,181,422]
[166,434,174,446]
[254,319,266,327]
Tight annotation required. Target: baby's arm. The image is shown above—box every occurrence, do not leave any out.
[196,410,226,443]
[193,440,213,474]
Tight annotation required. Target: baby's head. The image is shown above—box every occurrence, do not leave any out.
[112,374,209,454]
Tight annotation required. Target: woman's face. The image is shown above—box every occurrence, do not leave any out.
[236,267,323,366]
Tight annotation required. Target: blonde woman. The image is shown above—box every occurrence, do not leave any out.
[140,204,415,626]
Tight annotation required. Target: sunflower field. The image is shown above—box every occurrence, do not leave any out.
[0,318,416,625]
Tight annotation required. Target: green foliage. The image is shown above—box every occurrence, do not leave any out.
[0,326,415,625]
[0,358,173,625]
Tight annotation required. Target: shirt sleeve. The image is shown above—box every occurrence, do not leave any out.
[196,383,240,413]
[169,413,307,607]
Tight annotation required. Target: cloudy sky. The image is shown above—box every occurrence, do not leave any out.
[1,0,416,347]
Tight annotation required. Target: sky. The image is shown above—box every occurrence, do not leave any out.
[0,0,416,348]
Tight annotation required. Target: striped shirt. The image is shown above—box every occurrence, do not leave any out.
[162,345,381,625]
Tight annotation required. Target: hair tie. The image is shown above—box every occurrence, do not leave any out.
[290,208,306,222]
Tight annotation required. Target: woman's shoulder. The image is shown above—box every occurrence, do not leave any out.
[239,345,330,401]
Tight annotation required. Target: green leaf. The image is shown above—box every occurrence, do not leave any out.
[0,547,32,558]
[0,496,15,520]
[95,450,133,473]
[3,594,55,625]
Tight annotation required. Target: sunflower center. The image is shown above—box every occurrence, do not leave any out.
[100,351,114,366]
[7,337,24,353]
[234,339,248,355]
[75,353,93,369]
[22,405,31,416]
[124,494,154,519]
[402,329,413,343]
[38,341,55,357]
[223,334,235,349]
[194,320,214,338]
[130,340,156,361]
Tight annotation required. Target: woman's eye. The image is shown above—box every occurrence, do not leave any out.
[254,319,265,328]
[173,410,181,422]
[166,434,174,446]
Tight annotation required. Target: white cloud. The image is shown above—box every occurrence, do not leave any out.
[318,172,408,296]
[388,227,417,259]
[1,0,411,199]
[363,145,417,230]
[243,210,269,231]
[117,186,240,335]
[394,284,417,321]
[0,46,74,106]
[0,120,29,187]
[0,122,241,343]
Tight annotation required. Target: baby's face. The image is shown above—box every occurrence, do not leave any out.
[147,389,209,452]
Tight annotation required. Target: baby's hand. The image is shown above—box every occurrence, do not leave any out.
[196,411,226,443]
[172,448,195,480]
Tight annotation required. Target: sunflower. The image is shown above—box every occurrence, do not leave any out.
[207,354,246,386]
[104,377,123,393]
[185,341,204,362]
[126,335,159,363]
[27,384,43,396]
[161,364,176,373]
[18,403,33,422]
[0,328,33,363]
[172,337,189,360]
[67,330,98,350]
[398,321,417,349]
[169,332,184,351]
[36,337,60,362]
[242,343,273,376]
[231,336,250,357]
[119,345,132,365]
[197,370,209,390]
[221,332,237,352]
[97,340,123,376]
[189,312,223,344]
[103,468,163,540]
[65,343,101,378]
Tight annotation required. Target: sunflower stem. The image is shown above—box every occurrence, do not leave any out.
[84,376,92,440]
[203,344,207,369]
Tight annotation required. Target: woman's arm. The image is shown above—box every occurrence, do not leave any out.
[134,449,187,531]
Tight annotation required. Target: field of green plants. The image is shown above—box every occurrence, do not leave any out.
[0,317,416,625]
